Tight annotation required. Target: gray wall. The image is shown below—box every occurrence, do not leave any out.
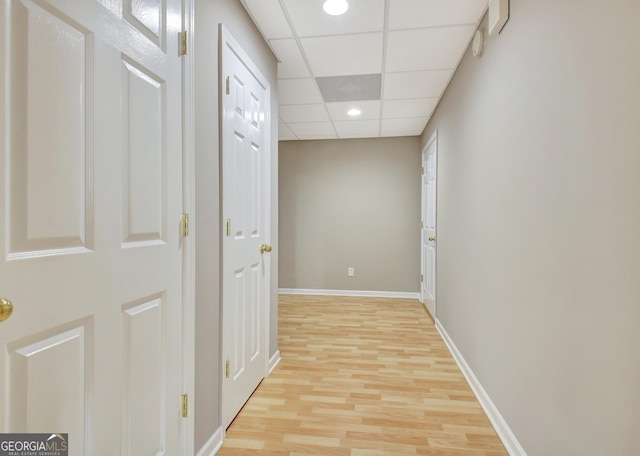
[279,137,421,293]
[422,0,640,454]
[194,0,278,451]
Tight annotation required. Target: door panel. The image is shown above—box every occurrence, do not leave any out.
[125,0,164,46]
[8,325,89,454]
[0,0,184,454]
[121,58,165,246]
[9,2,92,255]
[221,27,270,429]
[121,295,164,456]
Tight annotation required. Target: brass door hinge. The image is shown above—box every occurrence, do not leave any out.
[226,76,230,95]
[225,360,230,379]
[181,213,189,237]
[179,31,187,56]
[181,394,188,418]
[226,219,231,237]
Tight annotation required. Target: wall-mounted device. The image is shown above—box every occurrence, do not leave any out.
[472,29,486,57]
[488,0,509,36]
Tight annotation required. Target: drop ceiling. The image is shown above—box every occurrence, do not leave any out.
[240,0,488,141]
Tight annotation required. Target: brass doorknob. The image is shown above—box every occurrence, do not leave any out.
[428,237,436,241]
[0,298,14,322]
[260,244,272,254]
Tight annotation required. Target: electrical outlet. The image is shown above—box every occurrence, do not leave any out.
[348,267,355,277]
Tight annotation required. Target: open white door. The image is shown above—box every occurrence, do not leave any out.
[220,26,271,429]
[0,0,185,454]
[421,132,437,318]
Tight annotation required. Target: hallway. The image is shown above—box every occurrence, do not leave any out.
[219,295,506,455]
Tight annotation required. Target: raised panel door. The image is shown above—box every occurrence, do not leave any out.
[421,133,437,318]
[221,27,271,429]
[0,0,184,454]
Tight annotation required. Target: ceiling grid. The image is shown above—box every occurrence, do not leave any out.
[241,0,488,140]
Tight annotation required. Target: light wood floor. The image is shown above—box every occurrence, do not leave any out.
[218,295,507,455]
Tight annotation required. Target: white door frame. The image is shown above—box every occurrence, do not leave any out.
[181,0,195,453]
[421,130,437,318]
[219,24,272,427]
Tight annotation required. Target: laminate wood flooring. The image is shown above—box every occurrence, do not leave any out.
[218,295,507,455]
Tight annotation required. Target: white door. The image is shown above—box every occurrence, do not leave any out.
[220,27,271,428]
[421,132,437,318]
[0,0,184,454]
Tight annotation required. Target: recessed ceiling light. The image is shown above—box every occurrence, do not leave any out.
[323,0,348,16]
[347,108,362,116]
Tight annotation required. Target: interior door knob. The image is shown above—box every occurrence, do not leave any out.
[428,237,436,241]
[260,244,272,254]
[0,298,14,322]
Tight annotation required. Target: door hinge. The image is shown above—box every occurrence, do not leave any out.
[225,360,230,379]
[226,76,230,95]
[181,394,188,418]
[420,221,424,229]
[421,166,425,174]
[181,213,190,237]
[226,219,231,237]
[420,274,424,282]
[179,31,187,56]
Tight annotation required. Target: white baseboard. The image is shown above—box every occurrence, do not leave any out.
[435,320,527,456]
[196,426,223,456]
[268,349,281,374]
[279,288,420,299]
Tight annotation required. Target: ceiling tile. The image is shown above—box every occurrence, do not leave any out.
[270,39,310,78]
[287,121,337,138]
[279,122,298,140]
[282,0,385,37]
[334,119,380,137]
[297,134,339,140]
[241,0,293,39]
[386,26,476,72]
[379,129,423,138]
[326,100,380,121]
[383,70,453,100]
[381,117,428,136]
[388,0,488,30]
[279,104,330,123]
[383,98,438,119]
[302,33,383,77]
[278,78,324,105]
[339,131,381,139]
[316,74,381,102]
